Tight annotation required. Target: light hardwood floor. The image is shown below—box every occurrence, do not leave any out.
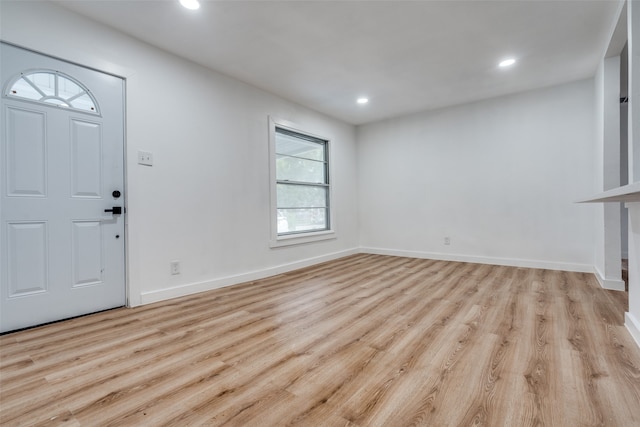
[1,254,639,426]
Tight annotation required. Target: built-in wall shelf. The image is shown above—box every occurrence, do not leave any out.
[577,182,640,203]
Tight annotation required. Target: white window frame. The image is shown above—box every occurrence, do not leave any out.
[269,117,335,247]
[5,69,100,115]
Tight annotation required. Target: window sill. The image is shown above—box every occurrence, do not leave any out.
[270,230,336,248]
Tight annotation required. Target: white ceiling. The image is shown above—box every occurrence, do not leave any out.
[57,0,621,125]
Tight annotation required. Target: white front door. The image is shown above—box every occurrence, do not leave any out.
[0,43,126,333]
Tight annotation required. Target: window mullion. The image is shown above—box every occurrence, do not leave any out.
[277,180,328,187]
[275,153,327,164]
[22,76,47,98]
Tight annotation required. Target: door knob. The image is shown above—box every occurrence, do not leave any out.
[104,206,122,215]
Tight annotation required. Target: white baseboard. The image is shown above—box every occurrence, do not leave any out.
[593,266,626,291]
[625,312,640,349]
[359,247,594,273]
[139,246,606,306]
[140,248,359,305]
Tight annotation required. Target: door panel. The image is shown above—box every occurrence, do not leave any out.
[6,106,47,197]
[70,119,102,198]
[71,220,103,287]
[1,43,125,332]
[7,221,48,296]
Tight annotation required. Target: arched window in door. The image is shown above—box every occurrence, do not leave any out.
[5,69,99,114]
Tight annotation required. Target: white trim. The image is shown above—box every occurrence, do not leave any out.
[140,248,358,305]
[593,265,626,291]
[138,247,628,315]
[576,181,640,203]
[270,229,336,248]
[359,247,594,272]
[625,312,640,349]
[603,0,627,58]
[268,116,335,248]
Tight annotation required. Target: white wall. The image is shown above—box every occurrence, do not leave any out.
[357,80,596,271]
[0,1,359,305]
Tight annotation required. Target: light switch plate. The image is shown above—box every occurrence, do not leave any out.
[138,150,153,166]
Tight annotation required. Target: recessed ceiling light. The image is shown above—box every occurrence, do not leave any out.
[499,58,516,68]
[357,97,369,105]
[180,0,200,10]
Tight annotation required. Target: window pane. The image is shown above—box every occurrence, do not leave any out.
[9,78,42,100]
[28,73,56,96]
[58,76,84,99]
[278,208,327,233]
[8,72,99,114]
[72,93,97,112]
[276,155,325,183]
[275,131,324,161]
[277,184,327,208]
[273,125,330,238]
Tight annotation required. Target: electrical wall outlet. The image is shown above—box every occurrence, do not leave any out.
[444,237,451,245]
[170,261,180,275]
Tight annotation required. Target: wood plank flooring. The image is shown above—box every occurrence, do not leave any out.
[1,254,639,426]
